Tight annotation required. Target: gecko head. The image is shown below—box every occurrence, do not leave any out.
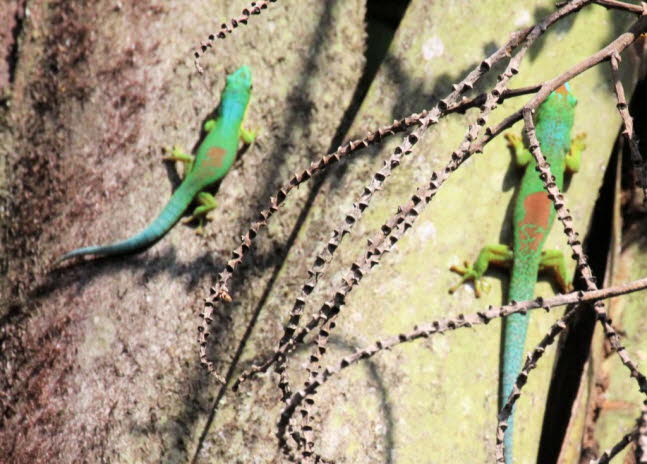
[221,66,253,119]
[226,66,253,92]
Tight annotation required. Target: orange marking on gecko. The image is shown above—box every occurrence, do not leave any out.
[203,147,228,170]
[555,85,569,96]
[517,191,552,252]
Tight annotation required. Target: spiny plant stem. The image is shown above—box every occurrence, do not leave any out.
[231,86,539,390]
[193,0,278,73]
[287,3,596,456]
[198,111,435,383]
[290,28,548,461]
[609,52,647,203]
[276,276,647,457]
[495,17,647,453]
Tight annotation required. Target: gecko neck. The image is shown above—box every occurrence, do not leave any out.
[534,102,574,167]
[218,91,249,128]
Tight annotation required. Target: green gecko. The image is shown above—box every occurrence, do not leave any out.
[57,65,255,263]
[449,83,585,463]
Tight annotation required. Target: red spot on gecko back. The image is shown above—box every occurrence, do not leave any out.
[517,191,552,252]
[555,85,569,96]
[521,191,552,228]
[204,147,227,170]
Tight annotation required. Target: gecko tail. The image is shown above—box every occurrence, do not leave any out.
[500,311,530,464]
[56,182,198,265]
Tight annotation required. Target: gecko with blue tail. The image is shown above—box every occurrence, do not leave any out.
[449,83,585,463]
[57,66,255,264]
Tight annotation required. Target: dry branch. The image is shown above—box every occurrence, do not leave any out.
[198,110,431,383]
[495,16,647,459]
[193,0,278,73]
[276,276,647,459]
[589,402,647,464]
[198,82,539,386]
[609,52,647,203]
[230,85,537,390]
[589,427,638,463]
[591,0,647,14]
[289,25,551,460]
[289,0,603,457]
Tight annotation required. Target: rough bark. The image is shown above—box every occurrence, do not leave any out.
[0,1,365,462]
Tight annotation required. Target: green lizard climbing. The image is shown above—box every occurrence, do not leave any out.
[57,65,255,263]
[449,83,585,463]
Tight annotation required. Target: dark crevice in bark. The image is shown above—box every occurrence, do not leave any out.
[6,1,26,86]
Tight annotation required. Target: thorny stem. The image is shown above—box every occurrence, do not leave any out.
[609,52,647,203]
[291,30,545,464]
[189,0,647,459]
[276,276,647,456]
[203,9,647,385]
[280,2,647,458]
[225,86,538,385]
[270,86,537,420]
[495,308,577,463]
[591,402,647,464]
[592,428,639,463]
[283,1,599,457]
[197,87,534,386]
[522,15,647,110]
[193,0,278,73]
[589,428,638,464]
[199,30,538,392]
[198,110,431,383]
[495,17,647,458]
[244,108,522,461]
[200,84,539,386]
[234,107,524,395]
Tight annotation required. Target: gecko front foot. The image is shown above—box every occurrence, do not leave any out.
[571,132,586,152]
[163,145,195,178]
[504,132,532,167]
[504,132,522,148]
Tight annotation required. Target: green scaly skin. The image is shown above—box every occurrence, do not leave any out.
[57,66,255,264]
[449,83,585,463]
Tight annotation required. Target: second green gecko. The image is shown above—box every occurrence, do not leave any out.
[449,83,585,463]
[57,65,255,263]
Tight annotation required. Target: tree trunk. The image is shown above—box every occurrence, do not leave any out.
[1,1,365,462]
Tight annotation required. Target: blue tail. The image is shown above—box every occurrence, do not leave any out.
[501,312,529,463]
[57,181,199,263]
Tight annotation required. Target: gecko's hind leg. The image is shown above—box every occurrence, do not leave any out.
[449,244,513,297]
[539,249,572,293]
[182,192,217,235]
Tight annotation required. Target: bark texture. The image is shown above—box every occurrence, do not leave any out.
[0,1,365,462]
